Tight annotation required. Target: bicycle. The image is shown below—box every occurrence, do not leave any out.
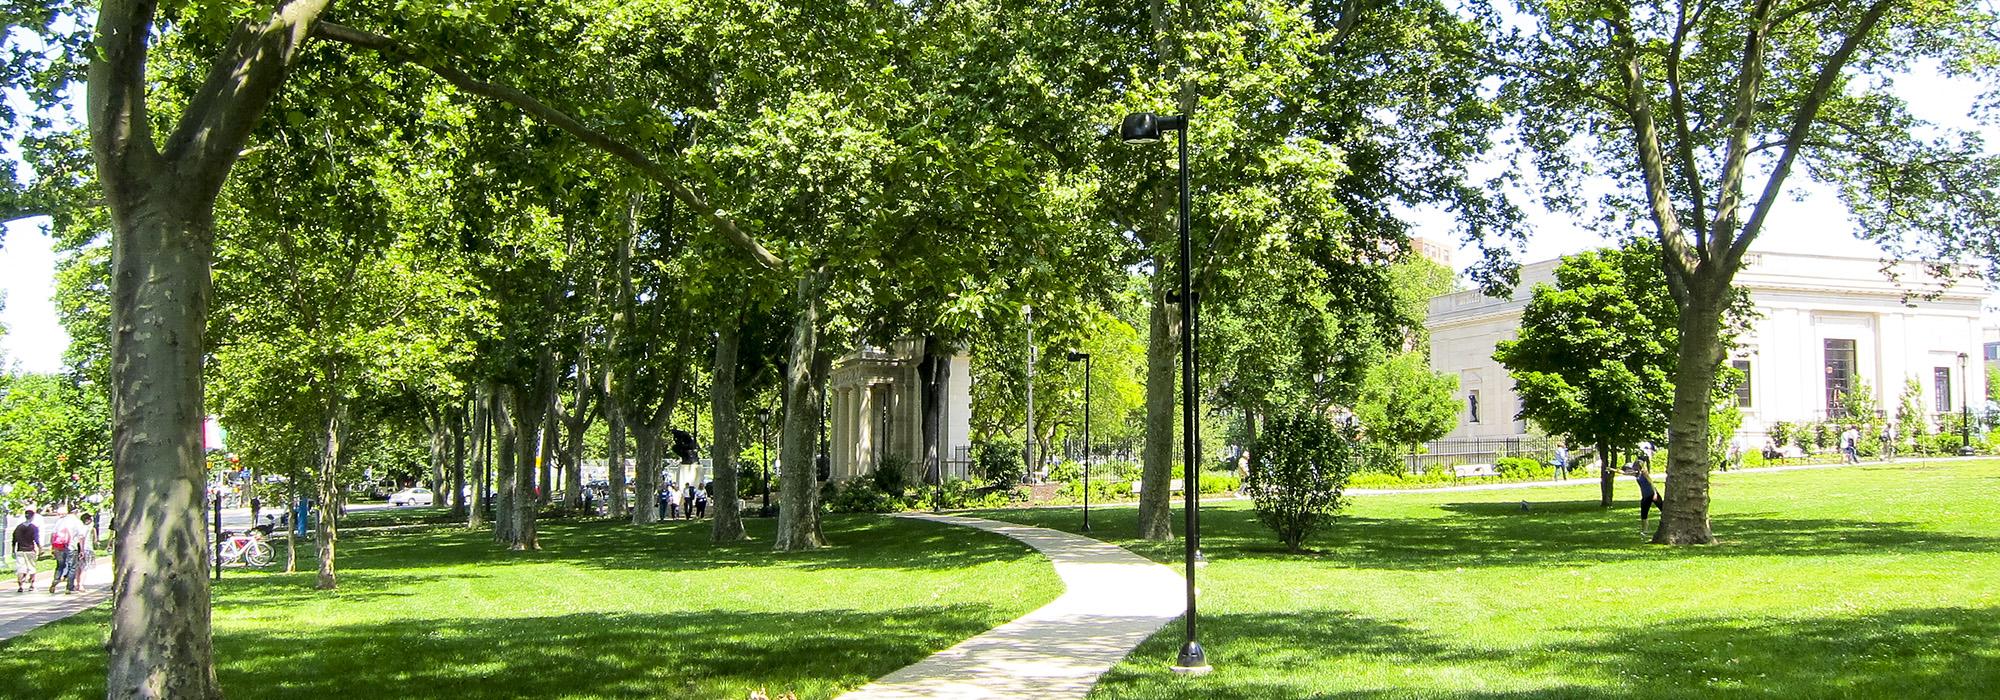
[218,530,274,568]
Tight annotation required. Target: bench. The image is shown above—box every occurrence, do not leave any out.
[1453,463,1500,478]
[1130,478,1186,494]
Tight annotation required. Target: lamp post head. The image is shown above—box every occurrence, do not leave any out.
[758,408,772,422]
[1066,351,1089,362]
[1119,112,1186,145]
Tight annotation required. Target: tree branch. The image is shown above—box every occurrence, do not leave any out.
[1607,7,1695,298]
[1705,0,1780,265]
[86,0,167,198]
[313,21,784,272]
[1729,0,1895,269]
[163,0,334,202]
[1665,0,1710,241]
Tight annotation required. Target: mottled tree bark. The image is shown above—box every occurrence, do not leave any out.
[710,314,747,542]
[314,403,348,590]
[1654,288,1726,544]
[494,384,517,543]
[467,388,488,528]
[776,270,828,551]
[1138,272,1178,541]
[94,0,334,695]
[1598,442,1617,507]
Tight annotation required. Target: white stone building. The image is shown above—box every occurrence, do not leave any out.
[1428,251,1988,442]
[826,339,973,481]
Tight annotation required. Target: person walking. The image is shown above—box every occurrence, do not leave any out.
[12,509,38,593]
[694,484,709,519]
[1635,461,1665,536]
[1881,423,1898,461]
[47,508,82,594]
[62,513,96,593]
[681,483,695,520]
[1551,444,1570,479]
[1840,425,1861,465]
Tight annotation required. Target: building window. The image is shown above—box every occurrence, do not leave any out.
[1468,390,1481,423]
[1987,342,2000,362]
[1936,367,1954,413]
[1824,339,1855,417]
[1732,360,1753,408]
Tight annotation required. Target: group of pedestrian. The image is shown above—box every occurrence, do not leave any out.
[11,507,97,595]
[658,481,711,519]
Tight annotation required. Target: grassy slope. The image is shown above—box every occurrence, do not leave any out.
[0,513,1060,699]
[978,460,2000,698]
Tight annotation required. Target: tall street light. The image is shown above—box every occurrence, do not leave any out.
[1067,350,1093,532]
[758,407,774,517]
[1960,352,1974,456]
[1121,110,1209,675]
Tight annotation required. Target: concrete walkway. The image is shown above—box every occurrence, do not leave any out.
[0,556,113,642]
[840,514,1183,700]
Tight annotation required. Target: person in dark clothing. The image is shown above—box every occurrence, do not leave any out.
[681,483,695,520]
[12,509,39,593]
[1635,461,1665,535]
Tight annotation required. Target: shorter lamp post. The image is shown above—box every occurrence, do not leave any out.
[1121,108,1210,675]
[1960,352,1975,456]
[1066,350,1092,532]
[1,484,13,559]
[758,408,774,517]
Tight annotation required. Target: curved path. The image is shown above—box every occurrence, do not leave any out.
[839,514,1183,700]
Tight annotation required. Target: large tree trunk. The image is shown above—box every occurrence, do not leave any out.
[632,426,662,524]
[103,199,221,699]
[1597,442,1616,507]
[466,389,487,527]
[494,384,517,543]
[449,402,467,517]
[1137,271,1178,541]
[919,336,947,489]
[776,270,829,551]
[512,379,545,550]
[604,375,628,519]
[314,403,348,590]
[710,314,747,542]
[1654,287,1727,545]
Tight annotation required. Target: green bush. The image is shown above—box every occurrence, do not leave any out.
[1245,412,1359,553]
[823,477,908,514]
[1494,456,1552,480]
[873,454,913,497]
[1349,468,1456,488]
[1198,473,1241,494]
[1361,442,1407,474]
[973,439,1025,485]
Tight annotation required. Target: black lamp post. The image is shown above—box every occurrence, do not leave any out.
[1121,110,1209,675]
[1067,350,1092,532]
[1960,352,1974,456]
[758,407,773,517]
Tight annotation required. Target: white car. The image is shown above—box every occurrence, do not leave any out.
[387,487,434,507]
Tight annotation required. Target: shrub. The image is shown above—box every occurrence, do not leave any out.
[873,454,913,497]
[824,477,910,514]
[1199,473,1241,494]
[973,439,1025,485]
[1360,442,1407,474]
[1494,456,1552,480]
[1245,412,1359,553]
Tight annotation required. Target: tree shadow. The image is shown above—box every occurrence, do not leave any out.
[2,606,1014,699]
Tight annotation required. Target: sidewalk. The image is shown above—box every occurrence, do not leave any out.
[839,514,1183,700]
[0,556,114,642]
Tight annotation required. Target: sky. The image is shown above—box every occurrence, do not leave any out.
[0,64,1991,375]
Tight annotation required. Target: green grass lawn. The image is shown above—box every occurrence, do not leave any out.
[976,460,2000,698]
[0,512,1060,699]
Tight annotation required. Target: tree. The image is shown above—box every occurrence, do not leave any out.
[1245,411,1359,553]
[1485,0,2000,543]
[1355,352,1460,462]
[1495,241,1679,506]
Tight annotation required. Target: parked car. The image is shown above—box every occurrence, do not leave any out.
[387,487,434,507]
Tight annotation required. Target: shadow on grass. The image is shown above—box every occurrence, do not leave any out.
[1091,605,2000,699]
[2,605,1011,699]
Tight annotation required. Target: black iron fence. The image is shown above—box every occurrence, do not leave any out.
[1403,436,1566,471]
